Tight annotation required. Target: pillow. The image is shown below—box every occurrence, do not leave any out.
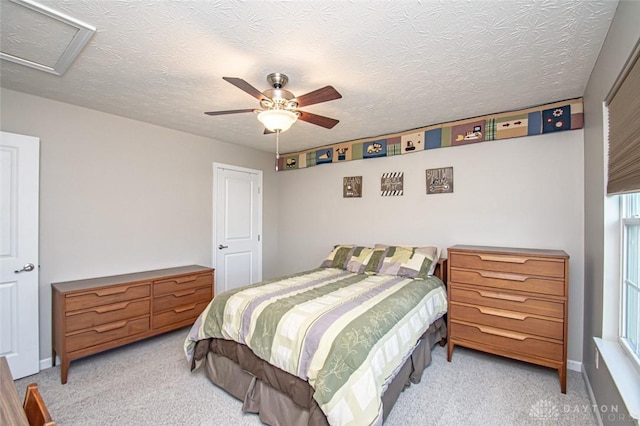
[363,247,389,274]
[374,244,441,279]
[345,246,374,274]
[319,245,355,269]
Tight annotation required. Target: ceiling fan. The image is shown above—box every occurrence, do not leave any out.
[204,73,342,133]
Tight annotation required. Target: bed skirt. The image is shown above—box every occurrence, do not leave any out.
[198,317,446,426]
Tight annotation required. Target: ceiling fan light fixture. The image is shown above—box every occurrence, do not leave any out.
[257,109,298,132]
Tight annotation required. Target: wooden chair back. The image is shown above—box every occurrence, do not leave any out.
[23,383,55,426]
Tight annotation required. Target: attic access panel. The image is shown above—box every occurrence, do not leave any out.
[0,0,95,76]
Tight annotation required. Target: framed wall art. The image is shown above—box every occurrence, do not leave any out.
[426,167,454,194]
[343,176,362,198]
[381,172,403,196]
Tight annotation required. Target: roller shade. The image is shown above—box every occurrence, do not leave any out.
[607,41,640,195]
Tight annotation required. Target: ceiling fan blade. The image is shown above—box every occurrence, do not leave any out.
[295,86,342,107]
[204,109,255,116]
[264,128,275,134]
[223,77,267,101]
[298,111,340,129]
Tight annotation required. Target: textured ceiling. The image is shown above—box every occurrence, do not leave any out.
[0,0,618,154]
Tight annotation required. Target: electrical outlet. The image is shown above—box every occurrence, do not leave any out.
[595,348,600,369]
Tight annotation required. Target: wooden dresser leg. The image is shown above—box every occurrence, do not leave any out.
[559,366,567,394]
[61,358,70,384]
[447,341,454,362]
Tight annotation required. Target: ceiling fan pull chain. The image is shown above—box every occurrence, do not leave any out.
[275,129,280,171]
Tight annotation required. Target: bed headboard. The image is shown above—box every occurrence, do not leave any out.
[434,258,448,284]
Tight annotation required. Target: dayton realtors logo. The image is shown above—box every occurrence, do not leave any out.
[529,400,560,424]
[529,399,633,423]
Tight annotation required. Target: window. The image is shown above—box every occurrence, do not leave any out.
[607,37,640,371]
[621,192,640,369]
[600,37,640,421]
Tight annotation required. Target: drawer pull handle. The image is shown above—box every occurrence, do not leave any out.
[477,290,527,302]
[173,288,198,298]
[477,306,527,320]
[477,254,529,264]
[94,320,128,333]
[160,276,198,285]
[174,304,197,313]
[476,325,527,341]
[478,270,528,281]
[93,301,131,313]
[93,287,130,297]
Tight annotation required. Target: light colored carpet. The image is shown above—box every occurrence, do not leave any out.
[15,328,597,425]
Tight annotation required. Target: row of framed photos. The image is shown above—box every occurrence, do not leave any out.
[343,167,453,198]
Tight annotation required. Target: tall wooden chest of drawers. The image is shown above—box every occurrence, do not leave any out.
[52,265,214,384]
[446,245,569,393]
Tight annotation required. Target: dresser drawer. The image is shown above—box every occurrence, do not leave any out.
[66,316,150,353]
[65,299,150,333]
[451,321,563,362]
[154,273,212,297]
[450,286,564,318]
[450,302,563,340]
[153,286,212,314]
[65,283,151,312]
[450,268,565,297]
[152,300,209,330]
[449,252,565,279]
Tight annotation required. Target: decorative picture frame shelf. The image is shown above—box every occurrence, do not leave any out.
[278,98,583,171]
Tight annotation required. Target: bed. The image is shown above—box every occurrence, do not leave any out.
[185,245,448,426]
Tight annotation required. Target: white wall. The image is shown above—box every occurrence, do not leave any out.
[0,88,279,361]
[277,130,585,362]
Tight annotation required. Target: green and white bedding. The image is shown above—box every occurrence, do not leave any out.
[185,267,447,426]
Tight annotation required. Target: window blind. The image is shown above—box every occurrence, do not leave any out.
[607,41,640,195]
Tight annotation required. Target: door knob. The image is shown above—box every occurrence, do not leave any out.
[14,263,35,273]
[218,244,229,249]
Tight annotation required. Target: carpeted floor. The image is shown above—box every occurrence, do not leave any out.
[15,328,598,425]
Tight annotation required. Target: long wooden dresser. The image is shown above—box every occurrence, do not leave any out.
[52,265,214,384]
[446,245,569,393]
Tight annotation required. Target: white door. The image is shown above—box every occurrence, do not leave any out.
[214,164,262,293]
[0,131,40,379]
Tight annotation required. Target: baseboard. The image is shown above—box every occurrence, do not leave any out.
[39,357,53,371]
[36,355,585,372]
[582,364,604,426]
[568,359,582,372]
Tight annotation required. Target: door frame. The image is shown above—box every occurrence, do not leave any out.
[212,162,263,294]
[0,131,40,378]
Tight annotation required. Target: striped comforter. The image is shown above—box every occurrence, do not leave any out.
[185,268,447,426]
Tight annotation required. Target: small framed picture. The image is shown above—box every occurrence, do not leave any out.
[343,176,362,198]
[426,167,453,194]
[381,172,403,196]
